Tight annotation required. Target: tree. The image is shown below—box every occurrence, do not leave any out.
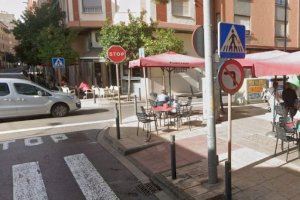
[99,11,156,62]
[143,29,184,55]
[13,1,78,66]
[99,11,184,61]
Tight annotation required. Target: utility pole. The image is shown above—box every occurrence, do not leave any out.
[203,0,218,184]
[283,0,288,86]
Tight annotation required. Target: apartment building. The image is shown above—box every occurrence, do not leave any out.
[215,0,300,52]
[28,0,300,95]
[0,22,10,68]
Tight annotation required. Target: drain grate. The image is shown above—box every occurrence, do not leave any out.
[135,182,161,196]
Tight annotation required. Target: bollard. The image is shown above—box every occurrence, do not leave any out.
[138,88,141,101]
[115,103,121,140]
[134,95,137,115]
[170,135,176,179]
[225,161,232,200]
[93,90,96,104]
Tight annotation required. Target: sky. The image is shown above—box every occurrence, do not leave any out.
[0,0,27,20]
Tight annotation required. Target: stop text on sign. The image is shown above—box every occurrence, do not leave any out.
[107,45,126,63]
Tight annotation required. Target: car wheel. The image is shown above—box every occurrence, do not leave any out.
[51,103,69,117]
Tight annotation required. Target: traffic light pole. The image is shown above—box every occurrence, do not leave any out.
[203,0,218,184]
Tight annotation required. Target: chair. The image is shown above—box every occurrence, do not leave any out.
[168,103,182,130]
[181,97,192,111]
[136,111,158,139]
[180,106,193,131]
[274,123,300,162]
[83,89,94,99]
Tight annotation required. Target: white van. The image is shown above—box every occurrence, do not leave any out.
[0,78,81,119]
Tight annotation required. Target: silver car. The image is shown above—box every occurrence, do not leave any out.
[0,78,81,118]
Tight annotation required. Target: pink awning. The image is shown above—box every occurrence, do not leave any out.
[252,51,300,77]
[236,50,289,67]
[129,51,205,68]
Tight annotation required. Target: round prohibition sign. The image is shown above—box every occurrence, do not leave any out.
[218,59,244,95]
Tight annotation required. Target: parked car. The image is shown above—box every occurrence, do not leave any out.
[0,78,81,119]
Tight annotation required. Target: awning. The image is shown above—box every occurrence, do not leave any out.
[252,51,300,77]
[129,51,205,68]
[236,50,289,67]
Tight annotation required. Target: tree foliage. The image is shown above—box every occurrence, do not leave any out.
[99,11,184,62]
[99,11,156,61]
[13,2,78,65]
[143,29,184,55]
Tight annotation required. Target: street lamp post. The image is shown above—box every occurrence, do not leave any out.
[203,0,218,184]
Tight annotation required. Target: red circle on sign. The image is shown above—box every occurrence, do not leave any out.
[218,59,244,95]
[107,45,126,63]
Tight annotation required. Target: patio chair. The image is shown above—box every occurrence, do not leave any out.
[179,106,193,131]
[136,111,158,138]
[168,103,182,130]
[181,97,192,111]
[83,89,94,99]
[274,123,300,162]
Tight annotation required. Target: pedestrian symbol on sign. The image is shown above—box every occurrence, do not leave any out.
[221,26,244,53]
[218,22,246,59]
[51,57,65,69]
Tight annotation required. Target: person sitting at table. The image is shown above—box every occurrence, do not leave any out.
[78,81,91,98]
[156,89,169,106]
[282,82,298,120]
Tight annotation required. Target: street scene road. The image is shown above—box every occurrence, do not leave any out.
[2,0,300,199]
[0,130,158,200]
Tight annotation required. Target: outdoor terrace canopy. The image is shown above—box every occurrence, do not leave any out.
[129,51,205,68]
[129,51,205,96]
[236,50,289,69]
[251,51,300,77]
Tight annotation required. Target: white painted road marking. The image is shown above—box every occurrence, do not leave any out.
[50,134,68,143]
[13,162,48,200]
[0,119,114,135]
[24,137,43,147]
[0,140,15,150]
[64,153,119,200]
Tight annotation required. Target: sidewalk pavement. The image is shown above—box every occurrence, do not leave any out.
[104,103,300,200]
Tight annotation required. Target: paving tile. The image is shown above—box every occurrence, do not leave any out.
[184,184,208,197]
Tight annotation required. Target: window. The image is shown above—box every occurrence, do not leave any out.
[275,20,287,37]
[276,0,286,6]
[0,83,10,96]
[14,83,49,96]
[171,0,190,17]
[234,15,250,34]
[82,0,102,13]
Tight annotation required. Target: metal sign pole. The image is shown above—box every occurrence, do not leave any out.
[143,67,148,109]
[116,63,122,124]
[228,93,232,162]
[225,93,232,199]
[204,0,218,184]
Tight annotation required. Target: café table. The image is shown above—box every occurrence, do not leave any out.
[151,105,173,129]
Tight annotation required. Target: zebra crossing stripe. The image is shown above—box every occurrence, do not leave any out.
[64,153,119,200]
[13,162,48,200]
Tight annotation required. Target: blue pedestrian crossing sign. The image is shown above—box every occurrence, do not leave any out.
[51,57,65,69]
[218,22,246,59]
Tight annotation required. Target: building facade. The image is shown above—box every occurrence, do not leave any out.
[28,0,300,96]
[0,12,17,69]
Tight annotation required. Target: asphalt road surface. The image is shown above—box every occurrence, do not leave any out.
[0,103,140,141]
[0,130,158,200]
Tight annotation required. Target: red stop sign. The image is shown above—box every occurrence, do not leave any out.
[107,45,126,63]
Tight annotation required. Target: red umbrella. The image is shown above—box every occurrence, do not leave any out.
[129,52,205,95]
[235,50,289,77]
[129,51,205,68]
[252,51,300,77]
